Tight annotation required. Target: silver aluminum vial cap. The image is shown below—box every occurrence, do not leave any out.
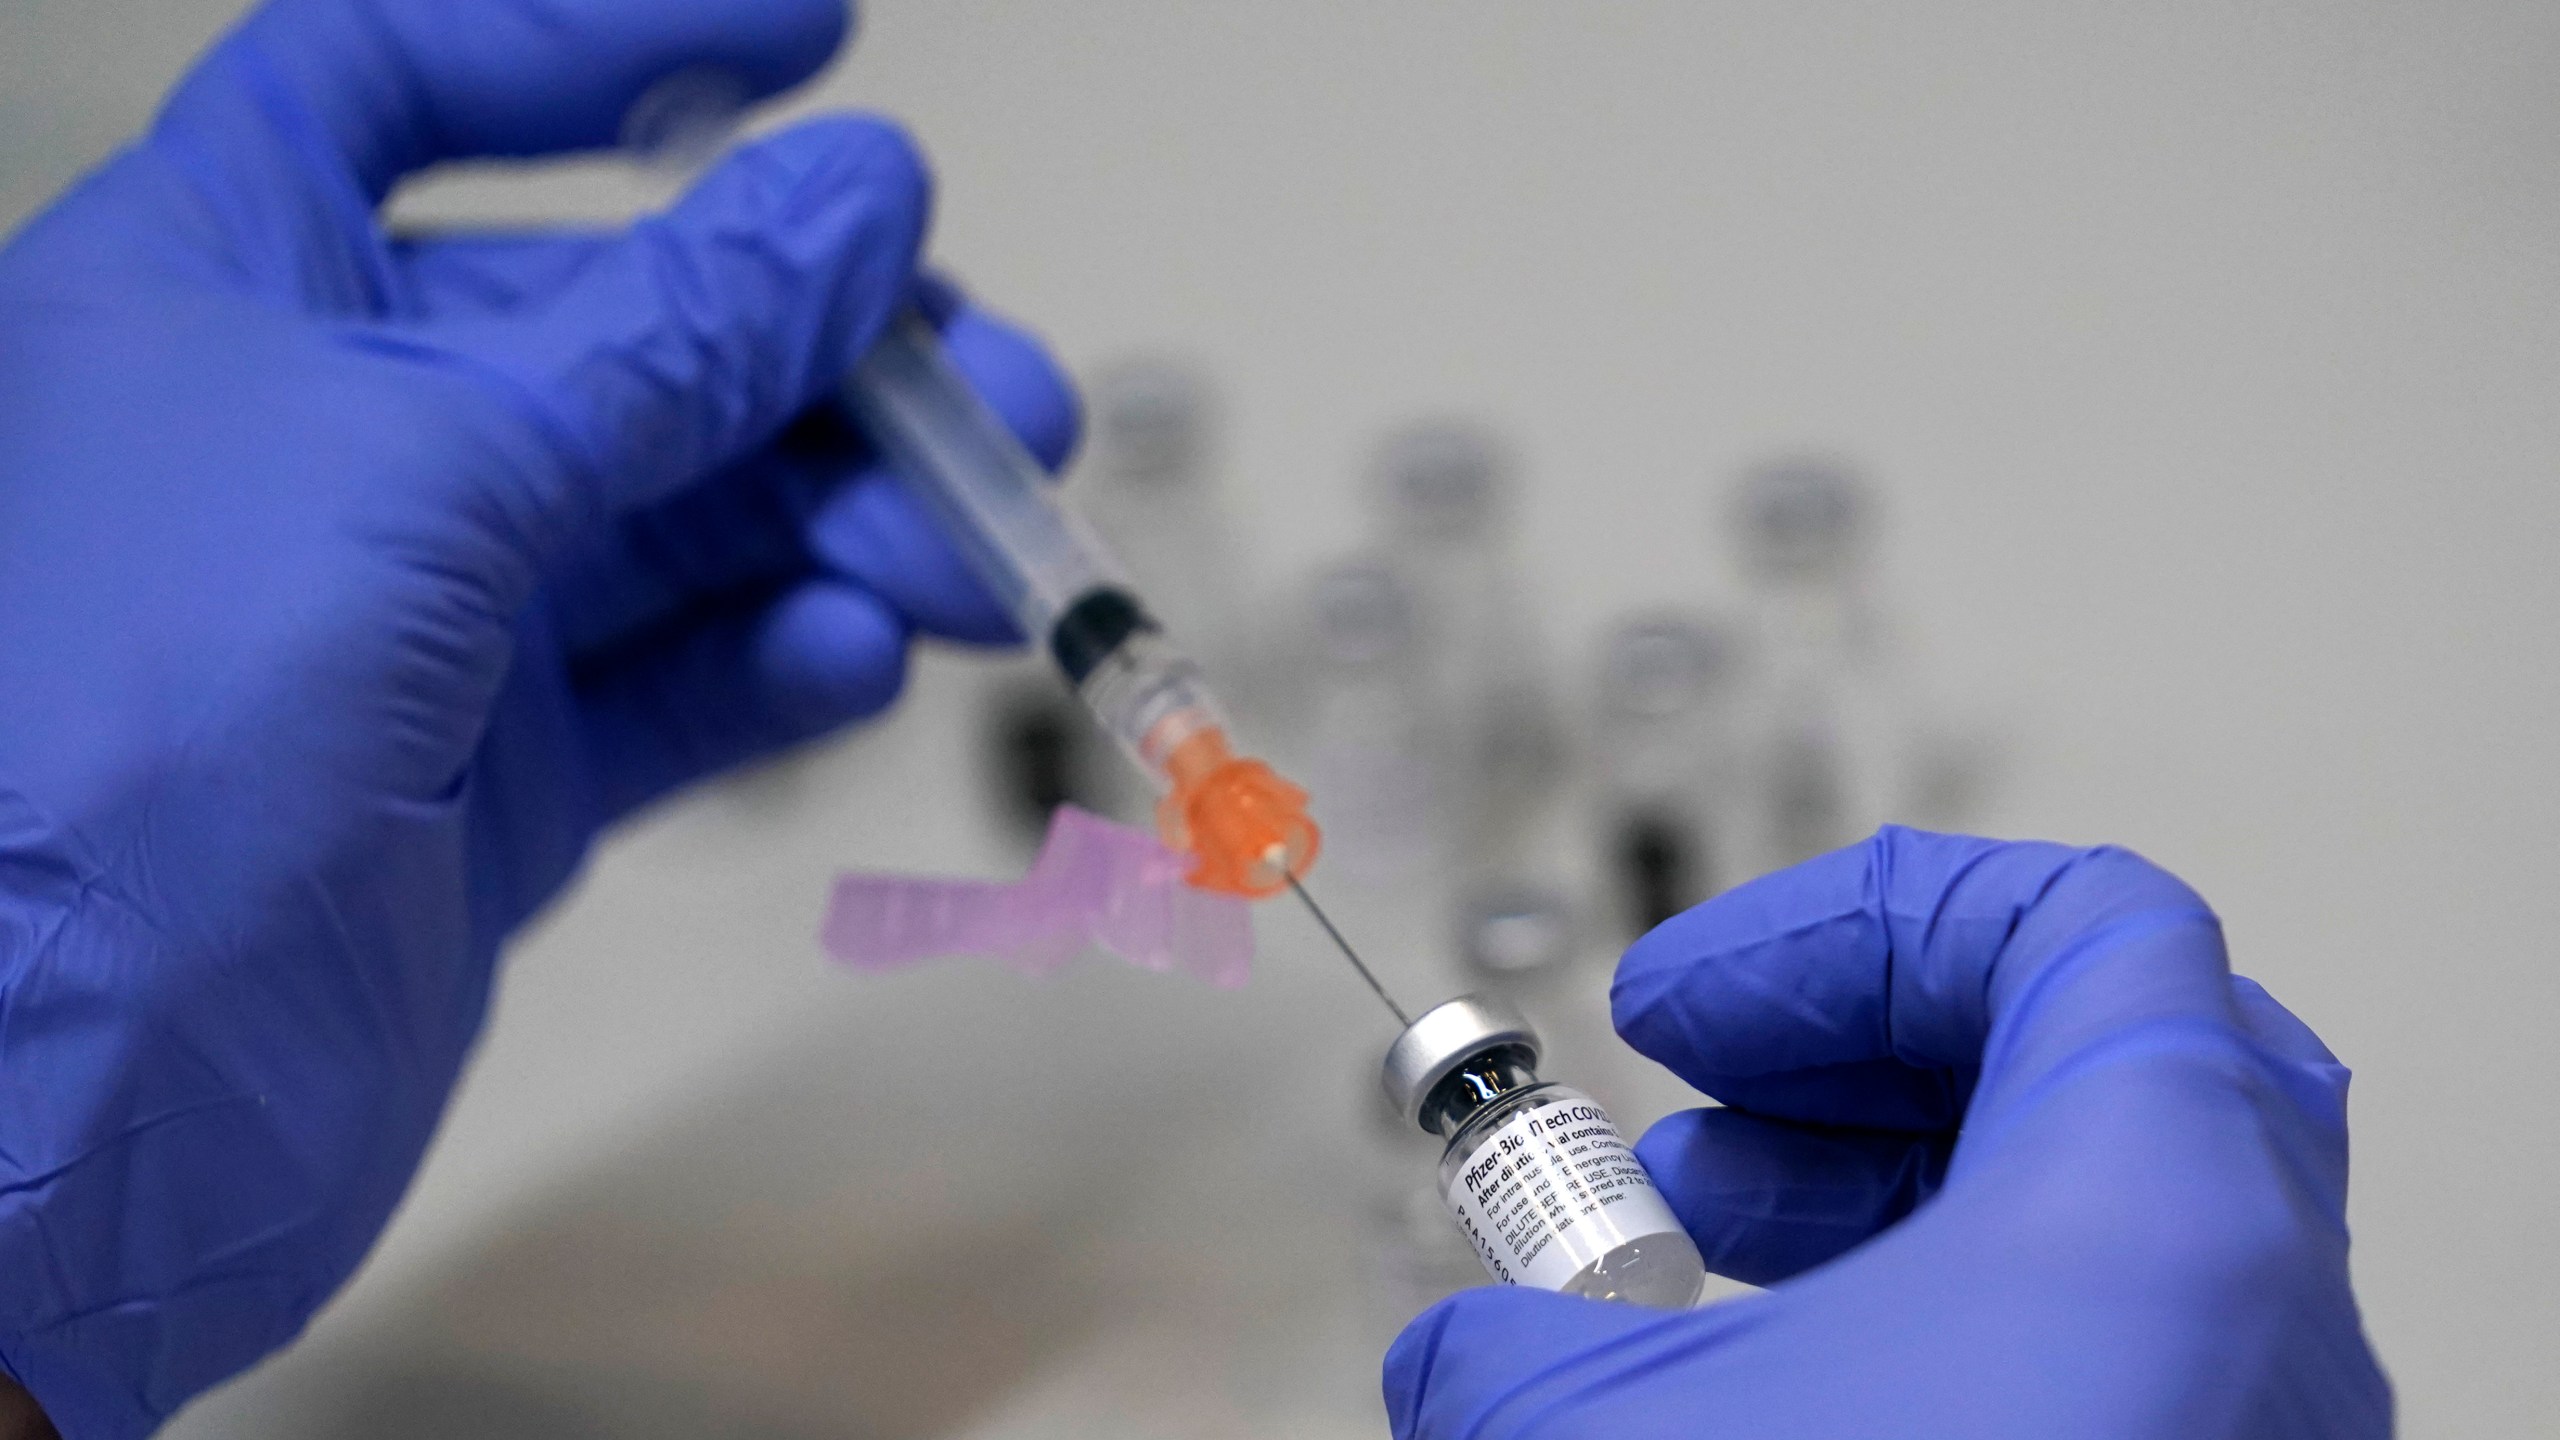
[1382,994,1542,1128]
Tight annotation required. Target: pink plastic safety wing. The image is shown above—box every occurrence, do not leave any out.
[820,806,1255,987]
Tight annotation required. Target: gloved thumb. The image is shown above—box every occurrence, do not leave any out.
[420,113,928,539]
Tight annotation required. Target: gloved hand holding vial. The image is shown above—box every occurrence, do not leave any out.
[1385,996,1709,1308]
[1385,830,2391,1439]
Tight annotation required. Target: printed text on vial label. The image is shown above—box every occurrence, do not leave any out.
[1442,1098,1684,1291]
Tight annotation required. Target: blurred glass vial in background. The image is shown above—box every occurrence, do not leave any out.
[1593,613,1743,938]
[1368,420,1566,855]
[1731,453,1872,587]
[1075,357,1252,676]
[1726,456,1906,872]
[1297,559,1444,880]
[1453,882,1580,983]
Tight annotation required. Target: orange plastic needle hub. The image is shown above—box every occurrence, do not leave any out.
[1155,727,1321,898]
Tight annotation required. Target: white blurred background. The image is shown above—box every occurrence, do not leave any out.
[5,1,2557,1435]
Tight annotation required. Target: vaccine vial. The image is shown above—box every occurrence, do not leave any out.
[1594,613,1741,938]
[1382,995,1708,1308]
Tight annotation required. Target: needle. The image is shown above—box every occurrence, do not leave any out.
[1287,873,1408,1026]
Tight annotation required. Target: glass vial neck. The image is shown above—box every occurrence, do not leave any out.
[1418,1043,1541,1139]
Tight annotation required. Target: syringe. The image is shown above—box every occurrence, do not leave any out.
[843,313,1321,900]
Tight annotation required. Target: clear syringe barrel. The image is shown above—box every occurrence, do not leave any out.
[842,312,1320,897]
[847,312,1124,644]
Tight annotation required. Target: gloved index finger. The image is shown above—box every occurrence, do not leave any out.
[156,0,851,205]
[1611,827,2238,1133]
[418,113,929,526]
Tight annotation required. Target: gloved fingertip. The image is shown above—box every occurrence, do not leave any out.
[696,112,931,241]
[2225,973,2353,1182]
[809,0,862,73]
[1606,831,1962,1082]
[2228,974,2344,1069]
[909,268,967,327]
[758,580,910,729]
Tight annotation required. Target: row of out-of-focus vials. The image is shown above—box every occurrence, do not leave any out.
[974,355,1996,1318]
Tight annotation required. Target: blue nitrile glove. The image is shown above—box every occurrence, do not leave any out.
[1386,827,2392,1439]
[0,1,1077,1434]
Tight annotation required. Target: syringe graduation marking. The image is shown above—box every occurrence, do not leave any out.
[1288,875,1407,1025]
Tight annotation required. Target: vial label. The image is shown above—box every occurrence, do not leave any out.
[1442,1096,1684,1290]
